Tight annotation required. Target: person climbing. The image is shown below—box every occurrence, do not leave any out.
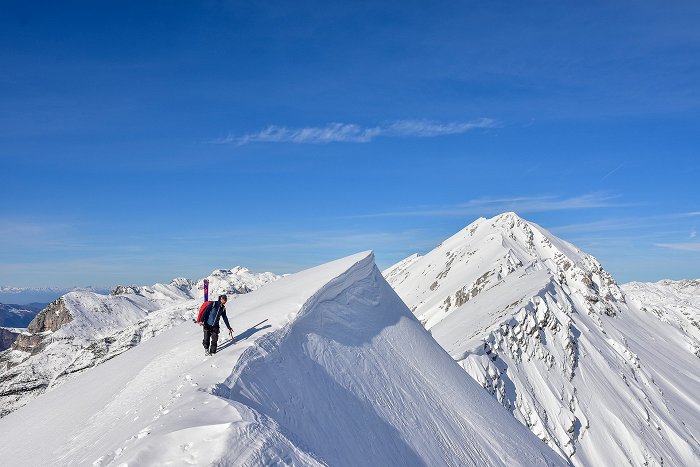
[200,294,234,355]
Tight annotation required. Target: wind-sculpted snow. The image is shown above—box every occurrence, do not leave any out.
[0,252,563,466]
[385,212,700,466]
[0,266,279,418]
[217,253,563,466]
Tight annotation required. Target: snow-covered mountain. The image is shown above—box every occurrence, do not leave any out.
[0,252,563,466]
[199,266,283,296]
[111,266,281,302]
[0,267,280,418]
[384,212,700,466]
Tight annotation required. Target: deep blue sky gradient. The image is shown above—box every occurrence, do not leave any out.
[1,1,699,287]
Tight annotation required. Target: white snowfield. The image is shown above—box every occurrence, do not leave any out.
[0,252,564,467]
[385,213,700,466]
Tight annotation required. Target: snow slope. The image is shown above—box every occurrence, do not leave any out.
[0,252,563,466]
[385,213,700,466]
[622,279,700,358]
[0,267,280,417]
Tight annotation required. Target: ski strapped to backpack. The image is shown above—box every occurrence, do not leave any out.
[197,301,213,323]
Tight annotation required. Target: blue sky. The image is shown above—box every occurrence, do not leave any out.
[1,0,699,287]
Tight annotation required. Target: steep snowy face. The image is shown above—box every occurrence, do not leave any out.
[622,279,700,356]
[385,213,700,466]
[221,253,563,467]
[0,251,563,467]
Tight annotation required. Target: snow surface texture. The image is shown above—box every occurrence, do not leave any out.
[0,267,279,418]
[622,279,700,359]
[0,252,564,466]
[385,213,700,466]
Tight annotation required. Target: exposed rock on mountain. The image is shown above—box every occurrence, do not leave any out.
[27,298,73,334]
[0,328,20,352]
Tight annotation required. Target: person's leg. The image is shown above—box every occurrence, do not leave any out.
[209,326,220,354]
[203,326,211,351]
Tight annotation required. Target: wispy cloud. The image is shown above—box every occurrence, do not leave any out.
[655,242,700,252]
[214,118,497,145]
[599,164,624,182]
[346,193,624,219]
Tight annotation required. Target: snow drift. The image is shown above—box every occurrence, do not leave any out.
[0,252,563,466]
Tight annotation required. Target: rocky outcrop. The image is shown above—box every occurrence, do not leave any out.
[111,285,140,296]
[26,298,72,334]
[7,298,72,355]
[11,333,45,354]
[0,329,19,352]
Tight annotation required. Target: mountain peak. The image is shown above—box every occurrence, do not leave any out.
[384,216,700,466]
[493,211,523,222]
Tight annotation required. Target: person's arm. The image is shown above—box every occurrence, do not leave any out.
[222,310,232,334]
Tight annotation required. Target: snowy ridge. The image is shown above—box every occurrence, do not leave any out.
[218,252,562,466]
[0,252,563,466]
[385,213,700,466]
[0,267,280,418]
